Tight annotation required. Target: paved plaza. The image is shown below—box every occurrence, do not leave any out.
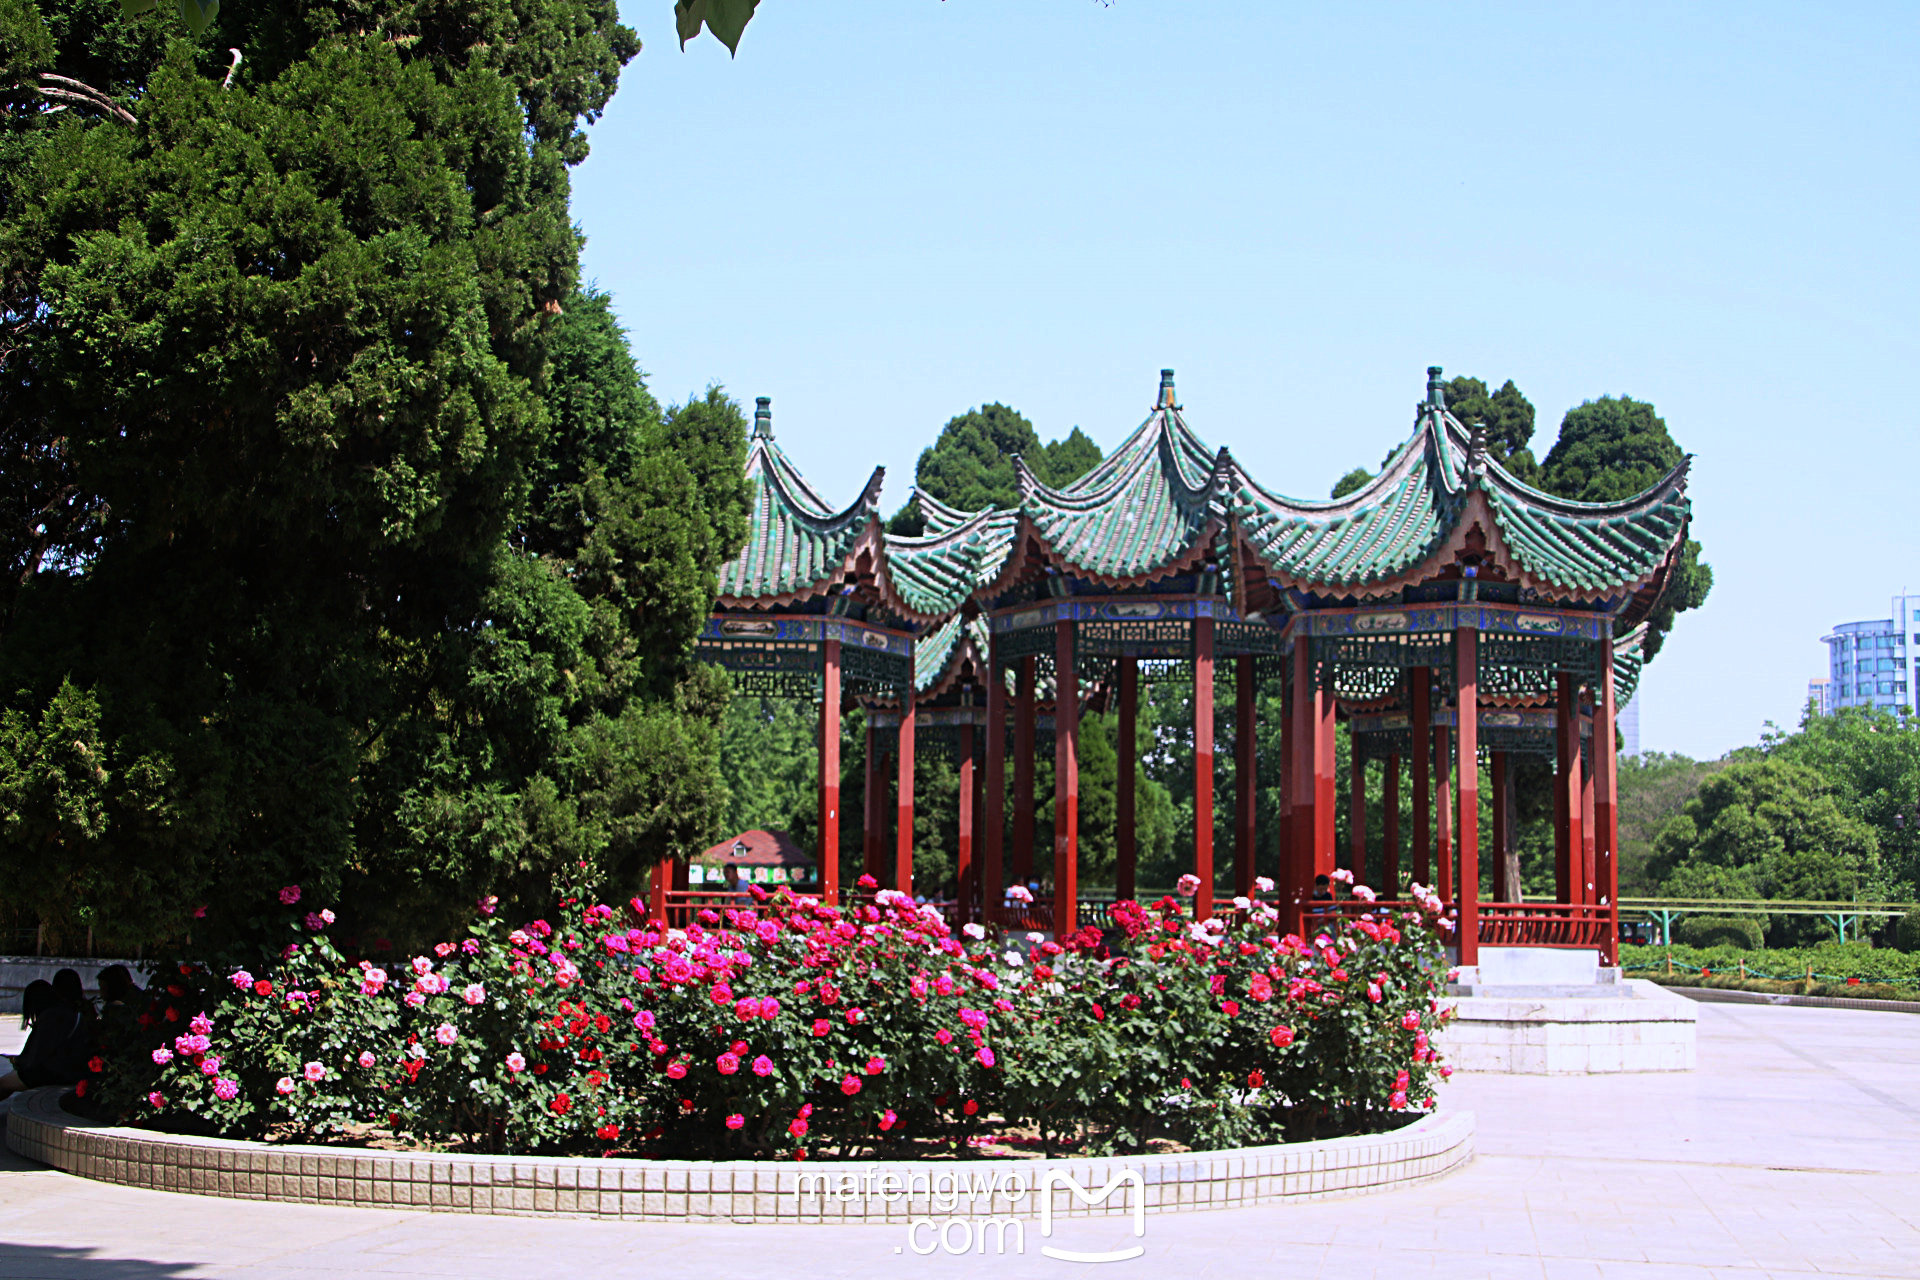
[3,1000,1918,1279]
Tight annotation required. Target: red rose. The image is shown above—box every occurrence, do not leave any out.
[1248,1070,1264,1089]
[254,980,273,996]
[596,1124,620,1141]
[551,1093,573,1115]
[87,1057,104,1074]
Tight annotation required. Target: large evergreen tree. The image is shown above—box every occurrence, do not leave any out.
[0,2,761,949]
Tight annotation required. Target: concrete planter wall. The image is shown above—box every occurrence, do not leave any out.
[5,1088,1472,1222]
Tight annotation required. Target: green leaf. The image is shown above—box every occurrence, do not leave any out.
[178,0,218,33]
[674,0,760,54]
[117,0,160,15]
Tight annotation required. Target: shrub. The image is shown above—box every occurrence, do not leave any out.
[95,876,1454,1158]
[1674,915,1764,950]
[1896,909,1920,955]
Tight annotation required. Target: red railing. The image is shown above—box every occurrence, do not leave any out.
[1475,901,1612,949]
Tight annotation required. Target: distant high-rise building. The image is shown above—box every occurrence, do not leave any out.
[1617,693,1641,757]
[1807,677,1834,717]
[1818,593,1917,713]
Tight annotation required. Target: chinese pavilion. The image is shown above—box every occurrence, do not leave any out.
[675,369,1692,965]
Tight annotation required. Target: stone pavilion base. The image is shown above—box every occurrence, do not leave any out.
[1437,947,1697,1074]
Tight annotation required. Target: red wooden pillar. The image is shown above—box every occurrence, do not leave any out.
[1555,673,1583,906]
[1277,650,1298,932]
[1456,626,1480,966]
[1192,617,1216,919]
[1315,665,1336,881]
[1490,750,1511,901]
[820,638,842,905]
[957,720,976,922]
[983,659,1007,919]
[1596,653,1621,964]
[1435,726,1453,901]
[1013,657,1036,888]
[1117,657,1138,901]
[1054,620,1080,936]
[1289,639,1317,915]
[895,696,915,897]
[863,719,883,879]
[1348,749,1367,883]
[647,859,668,923]
[1410,668,1432,889]
[1235,654,1257,899]
[1581,734,1597,905]
[1382,754,1401,896]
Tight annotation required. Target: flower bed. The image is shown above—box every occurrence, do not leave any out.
[93,873,1455,1159]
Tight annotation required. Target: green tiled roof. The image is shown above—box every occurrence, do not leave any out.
[1232,404,1690,598]
[1014,396,1233,582]
[715,427,884,603]
[883,497,1021,619]
[1613,623,1648,706]
[912,614,991,694]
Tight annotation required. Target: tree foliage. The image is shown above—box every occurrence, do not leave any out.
[0,2,756,951]
[888,403,1102,534]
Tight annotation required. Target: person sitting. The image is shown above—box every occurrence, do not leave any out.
[1310,873,1335,902]
[721,863,743,894]
[0,979,80,1097]
[97,964,142,1043]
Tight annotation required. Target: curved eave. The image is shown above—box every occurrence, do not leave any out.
[714,448,889,606]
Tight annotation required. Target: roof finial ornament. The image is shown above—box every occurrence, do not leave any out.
[1158,368,1177,410]
[752,396,773,439]
[1468,420,1488,480]
[1425,366,1446,410]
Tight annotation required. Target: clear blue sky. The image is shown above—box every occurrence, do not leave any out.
[569,1,1920,761]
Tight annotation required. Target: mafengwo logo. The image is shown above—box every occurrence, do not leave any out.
[791,1165,1147,1261]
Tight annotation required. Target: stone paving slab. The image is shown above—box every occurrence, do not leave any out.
[3,1002,1919,1279]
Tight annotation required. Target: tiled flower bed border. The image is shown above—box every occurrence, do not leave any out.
[6,1089,1473,1221]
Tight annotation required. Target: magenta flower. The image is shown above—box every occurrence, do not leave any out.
[666,1061,687,1080]
[147,1091,165,1108]
[726,1113,745,1130]
[812,1018,830,1037]
[975,1046,996,1069]
[213,1078,239,1100]
[278,885,302,906]
[189,1012,213,1036]
[357,1051,376,1068]
[403,991,427,1009]
[840,1074,862,1096]
[717,1052,741,1075]
[879,1109,898,1131]
[200,1056,221,1076]
[751,1054,773,1077]
[632,1010,656,1031]
[229,969,253,990]
[506,1052,527,1074]
[151,1048,173,1065]
[935,1028,953,1045]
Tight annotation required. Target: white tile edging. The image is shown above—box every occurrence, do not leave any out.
[5,1090,1473,1221]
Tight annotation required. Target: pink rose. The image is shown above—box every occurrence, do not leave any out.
[879,1109,898,1131]
[229,970,253,990]
[840,1074,862,1096]
[200,1056,221,1076]
[276,1077,296,1095]
[189,1012,213,1036]
[666,1061,688,1080]
[303,1061,325,1082]
[726,1114,745,1130]
[434,1023,458,1046]
[975,1046,996,1069]
[278,885,302,906]
[151,1048,173,1065]
[147,1091,165,1108]
[1402,1011,1421,1031]
[717,1052,740,1075]
[213,1078,239,1100]
[751,1054,773,1077]
[357,1051,376,1068]
[866,1055,886,1074]
[463,983,486,1005]
[404,991,427,1009]
[506,1052,527,1073]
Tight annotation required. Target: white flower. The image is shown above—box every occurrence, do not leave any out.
[1330,868,1354,884]
[1232,896,1251,911]
[1007,885,1034,904]
[1254,876,1275,894]
[1025,931,1045,943]
[1351,885,1377,903]
[1004,952,1025,967]
[962,922,987,940]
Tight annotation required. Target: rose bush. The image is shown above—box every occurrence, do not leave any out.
[96,872,1452,1158]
